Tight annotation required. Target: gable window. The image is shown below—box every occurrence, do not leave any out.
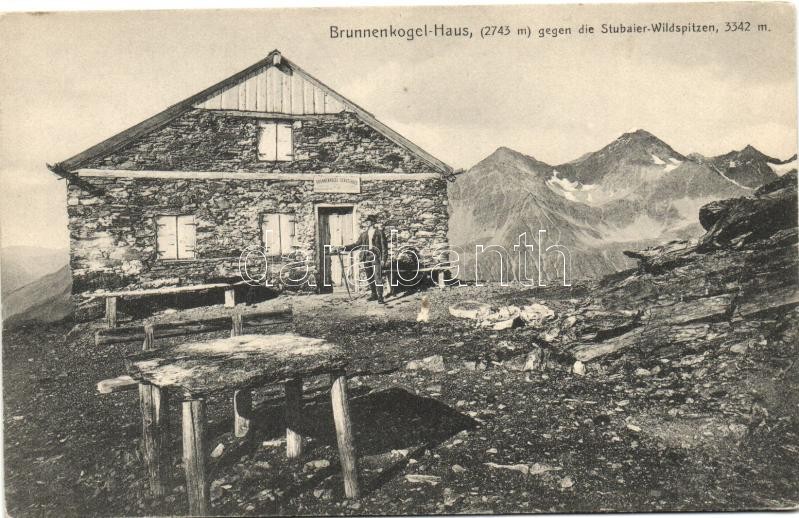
[156,215,196,260]
[258,121,293,161]
[261,213,295,257]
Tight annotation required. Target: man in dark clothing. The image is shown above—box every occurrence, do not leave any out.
[337,214,388,304]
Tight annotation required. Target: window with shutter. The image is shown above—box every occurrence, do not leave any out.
[156,215,196,260]
[258,121,293,161]
[261,213,295,257]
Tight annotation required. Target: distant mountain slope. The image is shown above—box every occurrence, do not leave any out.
[1,246,69,295]
[700,145,797,189]
[2,265,72,326]
[449,147,673,282]
[447,131,789,282]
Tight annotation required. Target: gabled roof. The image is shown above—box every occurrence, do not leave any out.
[53,50,452,176]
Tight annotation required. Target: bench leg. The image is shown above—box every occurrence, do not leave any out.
[140,384,169,497]
[105,296,118,328]
[182,399,209,516]
[330,374,359,498]
[285,377,303,458]
[224,288,236,308]
[233,389,252,438]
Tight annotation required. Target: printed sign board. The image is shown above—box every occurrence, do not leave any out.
[313,174,361,193]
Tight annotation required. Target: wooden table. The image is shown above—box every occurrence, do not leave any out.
[126,333,359,516]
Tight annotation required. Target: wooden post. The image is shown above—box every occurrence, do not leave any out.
[230,313,252,437]
[105,297,118,328]
[230,313,243,337]
[285,377,304,459]
[142,323,155,351]
[330,374,359,498]
[139,384,169,497]
[224,287,236,308]
[233,390,252,438]
[437,270,446,290]
[182,399,209,516]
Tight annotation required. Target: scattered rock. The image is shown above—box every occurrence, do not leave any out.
[529,462,561,476]
[313,488,332,499]
[493,317,518,330]
[417,296,430,323]
[573,361,586,376]
[405,474,442,486]
[452,464,467,473]
[485,462,530,475]
[449,301,493,320]
[210,444,224,458]
[560,476,574,489]
[519,303,556,326]
[303,459,330,471]
[390,449,409,459]
[634,367,651,377]
[730,343,748,354]
[523,347,547,372]
[626,423,642,433]
[449,301,521,328]
[210,479,224,500]
[406,355,446,372]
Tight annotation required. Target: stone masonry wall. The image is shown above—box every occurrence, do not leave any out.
[84,109,435,175]
[68,176,449,293]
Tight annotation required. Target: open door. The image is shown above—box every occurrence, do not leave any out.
[317,207,355,293]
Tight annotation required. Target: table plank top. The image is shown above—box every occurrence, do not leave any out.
[126,333,347,398]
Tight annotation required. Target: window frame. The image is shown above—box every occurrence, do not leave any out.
[257,120,294,162]
[155,214,197,261]
[260,212,296,258]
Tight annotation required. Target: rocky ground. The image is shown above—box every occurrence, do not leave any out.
[3,173,798,516]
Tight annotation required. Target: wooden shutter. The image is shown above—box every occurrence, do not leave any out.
[279,214,295,255]
[176,215,196,259]
[262,213,281,256]
[257,122,277,161]
[156,216,178,260]
[276,122,293,161]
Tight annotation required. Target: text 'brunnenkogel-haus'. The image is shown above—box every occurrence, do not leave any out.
[49,50,453,301]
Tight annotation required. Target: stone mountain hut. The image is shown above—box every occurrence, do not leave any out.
[49,50,453,303]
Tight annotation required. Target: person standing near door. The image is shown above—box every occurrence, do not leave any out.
[335,214,388,304]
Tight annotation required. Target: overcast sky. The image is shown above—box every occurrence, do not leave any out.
[0,3,796,249]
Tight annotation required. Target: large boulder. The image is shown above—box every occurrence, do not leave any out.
[519,303,556,326]
[700,170,798,250]
[449,300,521,330]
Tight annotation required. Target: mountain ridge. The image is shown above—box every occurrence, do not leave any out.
[448,130,796,282]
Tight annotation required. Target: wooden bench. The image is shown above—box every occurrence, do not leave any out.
[90,282,247,328]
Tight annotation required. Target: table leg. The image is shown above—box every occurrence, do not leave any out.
[233,389,252,438]
[140,384,169,497]
[285,377,303,458]
[224,287,236,308]
[105,296,118,328]
[182,399,209,516]
[330,373,359,498]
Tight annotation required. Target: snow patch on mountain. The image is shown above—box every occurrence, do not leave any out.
[548,170,581,191]
[651,154,666,165]
[769,157,798,176]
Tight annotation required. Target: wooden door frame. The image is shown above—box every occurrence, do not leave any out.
[315,204,358,293]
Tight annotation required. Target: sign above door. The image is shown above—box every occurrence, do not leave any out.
[313,174,361,194]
